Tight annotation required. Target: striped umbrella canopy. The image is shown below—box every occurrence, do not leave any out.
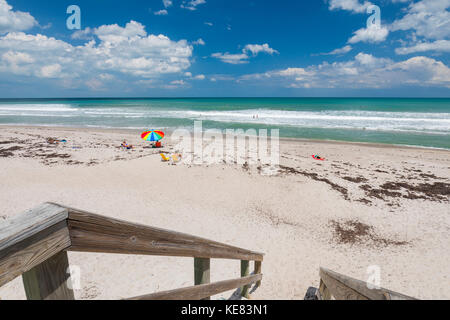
[141,130,165,142]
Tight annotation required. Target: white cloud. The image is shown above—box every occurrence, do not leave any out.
[40,23,52,30]
[243,43,279,56]
[2,50,34,64]
[99,73,115,81]
[348,25,389,43]
[0,21,193,85]
[211,52,249,64]
[204,22,213,26]
[209,75,235,82]
[239,53,450,89]
[396,39,450,54]
[154,9,168,16]
[0,0,37,34]
[390,0,450,39]
[387,56,450,86]
[354,52,391,67]
[39,64,62,78]
[193,38,205,45]
[71,27,93,40]
[181,0,206,11]
[184,72,205,80]
[162,79,189,89]
[319,45,353,55]
[163,0,173,8]
[276,68,313,77]
[94,20,147,43]
[86,78,106,91]
[328,0,372,13]
[213,43,278,64]
[329,1,389,43]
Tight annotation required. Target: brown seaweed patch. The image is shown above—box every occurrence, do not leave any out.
[41,153,71,159]
[356,198,372,205]
[342,176,368,183]
[331,220,408,247]
[65,160,83,165]
[0,151,14,157]
[0,145,22,152]
[419,173,444,180]
[380,182,449,202]
[360,184,402,200]
[279,165,349,200]
[86,159,100,166]
[0,145,22,157]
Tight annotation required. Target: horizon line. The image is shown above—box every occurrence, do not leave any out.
[1,96,450,100]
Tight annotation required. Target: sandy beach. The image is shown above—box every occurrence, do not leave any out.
[0,126,449,300]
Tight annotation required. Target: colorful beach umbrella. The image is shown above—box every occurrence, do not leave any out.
[141,130,165,142]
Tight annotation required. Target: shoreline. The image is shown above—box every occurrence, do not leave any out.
[2,124,449,153]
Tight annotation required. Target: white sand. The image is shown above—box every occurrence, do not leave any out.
[0,126,449,300]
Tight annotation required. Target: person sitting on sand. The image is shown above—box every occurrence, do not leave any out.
[47,138,59,144]
[153,141,162,148]
[121,140,133,150]
[47,138,67,144]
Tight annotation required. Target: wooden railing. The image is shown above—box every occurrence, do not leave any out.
[314,268,417,300]
[0,203,264,300]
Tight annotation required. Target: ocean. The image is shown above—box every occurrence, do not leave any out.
[0,98,449,149]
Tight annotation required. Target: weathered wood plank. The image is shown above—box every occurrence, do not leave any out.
[194,258,211,300]
[22,250,74,300]
[320,269,367,300]
[318,279,332,300]
[67,207,264,261]
[126,274,263,300]
[254,261,262,287]
[0,203,68,251]
[241,260,250,298]
[320,268,417,300]
[0,221,71,287]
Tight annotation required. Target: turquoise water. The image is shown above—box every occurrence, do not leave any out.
[0,98,449,149]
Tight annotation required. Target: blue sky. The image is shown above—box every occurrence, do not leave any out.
[0,0,449,97]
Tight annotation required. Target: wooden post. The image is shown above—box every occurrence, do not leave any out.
[318,279,331,300]
[194,258,210,300]
[254,261,262,287]
[241,260,250,298]
[22,251,75,300]
[319,267,416,300]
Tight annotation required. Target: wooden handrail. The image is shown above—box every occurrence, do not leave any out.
[66,205,264,261]
[126,274,262,300]
[0,203,71,287]
[0,203,68,251]
[318,268,417,300]
[0,203,264,300]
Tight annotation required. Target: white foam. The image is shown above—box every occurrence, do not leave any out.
[0,104,76,112]
[1,104,449,135]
